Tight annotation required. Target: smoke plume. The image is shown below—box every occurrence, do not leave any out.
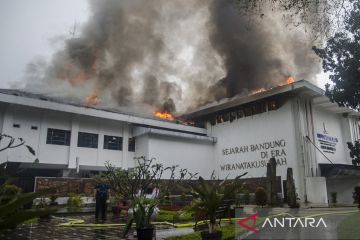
[24,0,321,114]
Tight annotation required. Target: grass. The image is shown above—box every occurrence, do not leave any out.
[155,210,193,223]
[337,212,360,239]
[165,217,265,240]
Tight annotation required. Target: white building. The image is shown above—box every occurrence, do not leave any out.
[0,80,359,205]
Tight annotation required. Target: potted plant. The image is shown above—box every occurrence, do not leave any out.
[126,197,158,240]
[188,172,247,240]
[103,157,196,240]
[49,194,58,206]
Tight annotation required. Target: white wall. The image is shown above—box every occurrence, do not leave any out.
[313,107,351,165]
[209,101,299,186]
[0,105,128,169]
[326,178,360,204]
[143,134,215,179]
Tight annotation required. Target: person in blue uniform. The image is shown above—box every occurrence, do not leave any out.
[94,182,110,221]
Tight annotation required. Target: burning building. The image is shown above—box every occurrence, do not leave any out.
[0,80,359,205]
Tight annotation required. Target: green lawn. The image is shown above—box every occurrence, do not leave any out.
[155,210,193,222]
[337,212,360,240]
[165,217,265,240]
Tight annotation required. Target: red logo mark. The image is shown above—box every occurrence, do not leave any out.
[237,212,259,233]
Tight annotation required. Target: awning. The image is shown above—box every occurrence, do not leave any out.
[319,163,360,178]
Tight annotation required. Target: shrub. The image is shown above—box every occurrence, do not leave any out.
[243,190,250,205]
[353,186,360,209]
[254,187,267,207]
[330,192,337,204]
[0,184,21,204]
[67,194,83,210]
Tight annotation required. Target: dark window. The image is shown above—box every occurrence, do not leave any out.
[104,135,122,150]
[78,132,98,148]
[223,112,230,122]
[13,124,20,128]
[31,126,38,130]
[216,115,223,124]
[268,100,277,111]
[244,107,252,117]
[128,137,135,152]
[46,128,71,146]
[237,109,244,118]
[230,111,237,122]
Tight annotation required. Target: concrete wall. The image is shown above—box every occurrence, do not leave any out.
[305,177,328,205]
[312,107,351,165]
[326,178,360,204]
[0,104,129,169]
[209,101,299,191]
[142,134,215,179]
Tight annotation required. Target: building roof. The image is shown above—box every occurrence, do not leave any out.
[0,89,207,135]
[183,80,360,119]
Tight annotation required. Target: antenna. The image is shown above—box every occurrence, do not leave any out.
[69,22,77,38]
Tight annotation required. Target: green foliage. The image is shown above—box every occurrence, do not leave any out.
[123,197,158,237]
[338,212,360,239]
[236,0,352,38]
[347,141,360,166]
[188,172,247,234]
[353,186,360,209]
[49,195,57,204]
[155,210,192,222]
[254,187,267,207]
[102,156,197,237]
[67,193,83,210]
[0,134,57,229]
[313,0,360,111]
[0,185,57,229]
[0,184,21,205]
[243,190,250,205]
[330,192,337,204]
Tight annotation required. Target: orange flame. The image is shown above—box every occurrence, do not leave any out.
[286,76,295,84]
[252,87,266,94]
[85,93,100,106]
[154,111,175,121]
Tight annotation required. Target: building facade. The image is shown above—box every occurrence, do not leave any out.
[0,80,359,205]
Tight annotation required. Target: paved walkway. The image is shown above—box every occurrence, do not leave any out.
[0,214,194,240]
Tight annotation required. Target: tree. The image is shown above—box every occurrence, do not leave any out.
[254,187,267,207]
[102,157,196,238]
[347,141,360,166]
[313,0,360,111]
[0,134,57,230]
[237,0,353,38]
[188,172,247,236]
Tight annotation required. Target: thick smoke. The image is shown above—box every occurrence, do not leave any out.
[24,0,321,114]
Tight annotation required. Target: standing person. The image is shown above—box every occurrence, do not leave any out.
[94,181,110,221]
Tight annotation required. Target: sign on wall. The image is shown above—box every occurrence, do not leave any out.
[220,139,288,171]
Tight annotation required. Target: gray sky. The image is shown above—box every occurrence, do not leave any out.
[0,0,330,90]
[0,0,89,88]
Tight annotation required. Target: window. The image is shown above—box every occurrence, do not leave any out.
[104,135,122,150]
[31,126,38,130]
[78,132,98,148]
[46,128,71,146]
[128,137,135,152]
[13,124,20,128]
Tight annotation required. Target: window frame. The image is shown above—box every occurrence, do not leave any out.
[128,137,136,152]
[77,132,99,149]
[46,128,71,146]
[103,135,123,151]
